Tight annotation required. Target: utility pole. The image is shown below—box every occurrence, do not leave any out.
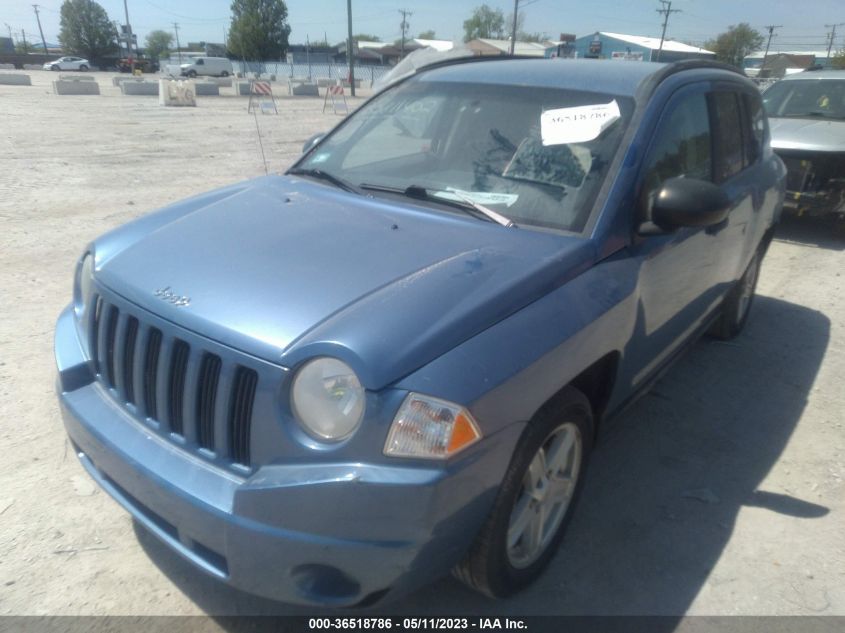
[346,0,355,97]
[509,0,519,55]
[655,0,681,62]
[761,25,781,66]
[825,23,844,61]
[398,9,412,58]
[173,22,182,63]
[20,29,27,53]
[32,5,48,53]
[4,23,13,45]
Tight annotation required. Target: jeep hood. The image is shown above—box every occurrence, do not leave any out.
[94,176,594,389]
[769,117,845,153]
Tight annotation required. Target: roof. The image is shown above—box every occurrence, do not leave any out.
[417,57,666,96]
[746,50,831,59]
[780,69,845,81]
[412,39,454,52]
[598,32,714,55]
[471,39,548,56]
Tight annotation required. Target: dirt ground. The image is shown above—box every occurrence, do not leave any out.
[0,70,843,617]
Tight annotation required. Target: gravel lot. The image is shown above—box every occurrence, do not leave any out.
[1,70,844,617]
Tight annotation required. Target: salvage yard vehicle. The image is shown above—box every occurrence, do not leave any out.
[764,69,845,218]
[55,58,785,607]
[43,56,89,71]
[179,56,232,78]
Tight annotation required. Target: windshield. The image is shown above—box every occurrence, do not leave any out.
[296,78,634,232]
[763,79,845,121]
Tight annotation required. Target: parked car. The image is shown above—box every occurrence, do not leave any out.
[55,58,785,607]
[43,56,90,71]
[179,56,232,78]
[763,69,845,218]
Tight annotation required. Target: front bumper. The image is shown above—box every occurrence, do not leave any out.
[55,306,520,606]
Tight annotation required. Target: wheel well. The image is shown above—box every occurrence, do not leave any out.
[539,352,620,438]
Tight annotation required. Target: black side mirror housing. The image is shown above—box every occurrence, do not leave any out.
[651,177,730,230]
[302,133,325,154]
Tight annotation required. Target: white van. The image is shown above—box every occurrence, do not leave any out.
[179,57,233,78]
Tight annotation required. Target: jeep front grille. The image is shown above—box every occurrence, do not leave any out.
[89,295,258,469]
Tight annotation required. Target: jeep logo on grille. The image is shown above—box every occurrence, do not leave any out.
[154,286,191,307]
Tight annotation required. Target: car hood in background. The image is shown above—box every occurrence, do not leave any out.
[94,176,595,389]
[769,117,845,152]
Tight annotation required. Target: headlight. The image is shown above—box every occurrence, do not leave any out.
[291,358,365,441]
[384,393,482,459]
[74,252,95,319]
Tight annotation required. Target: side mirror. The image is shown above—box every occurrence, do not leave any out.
[302,133,325,154]
[651,177,730,230]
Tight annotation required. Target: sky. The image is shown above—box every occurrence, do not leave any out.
[1,0,842,53]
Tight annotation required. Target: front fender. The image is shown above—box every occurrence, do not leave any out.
[395,253,638,436]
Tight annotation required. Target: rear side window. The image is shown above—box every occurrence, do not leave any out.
[710,92,744,182]
[641,91,712,215]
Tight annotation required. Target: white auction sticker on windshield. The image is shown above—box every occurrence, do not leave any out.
[432,189,519,207]
[540,100,621,146]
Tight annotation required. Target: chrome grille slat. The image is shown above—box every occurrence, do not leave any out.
[196,353,222,452]
[229,367,257,466]
[211,361,234,458]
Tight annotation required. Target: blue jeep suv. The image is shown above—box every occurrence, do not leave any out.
[55,58,785,606]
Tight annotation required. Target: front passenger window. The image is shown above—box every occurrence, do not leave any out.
[641,92,712,219]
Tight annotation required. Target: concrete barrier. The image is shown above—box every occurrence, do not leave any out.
[23,64,42,70]
[236,81,251,96]
[0,74,32,85]
[194,82,220,96]
[121,80,159,95]
[290,81,319,96]
[207,77,232,87]
[159,79,196,107]
[0,63,14,70]
[61,74,95,81]
[53,79,100,95]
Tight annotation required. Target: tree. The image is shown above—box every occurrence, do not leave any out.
[417,30,436,40]
[463,4,506,42]
[144,30,173,61]
[228,0,291,61]
[831,50,845,70]
[58,0,118,63]
[15,39,35,54]
[352,34,381,42]
[704,23,764,68]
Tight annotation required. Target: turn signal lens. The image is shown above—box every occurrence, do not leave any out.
[384,393,482,459]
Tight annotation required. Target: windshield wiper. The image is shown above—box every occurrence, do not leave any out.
[287,167,361,194]
[360,183,516,228]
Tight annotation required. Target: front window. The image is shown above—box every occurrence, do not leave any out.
[297,77,634,232]
[763,79,845,121]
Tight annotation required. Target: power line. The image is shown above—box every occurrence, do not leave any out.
[655,0,681,62]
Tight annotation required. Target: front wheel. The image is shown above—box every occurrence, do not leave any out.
[79,64,88,71]
[454,386,593,598]
[186,70,197,78]
[220,70,229,77]
[709,250,761,340]
[51,65,59,71]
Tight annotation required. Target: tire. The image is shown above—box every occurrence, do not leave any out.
[709,249,761,340]
[454,386,594,598]
[79,64,88,71]
[51,65,59,71]
[187,70,197,78]
[220,71,229,77]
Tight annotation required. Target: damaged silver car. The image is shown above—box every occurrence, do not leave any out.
[764,69,845,219]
